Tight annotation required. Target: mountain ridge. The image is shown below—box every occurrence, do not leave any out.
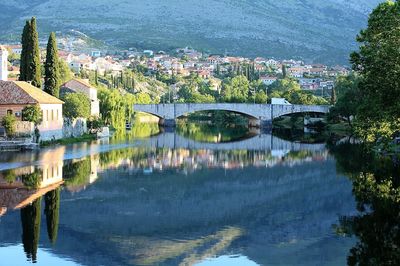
[0,0,382,64]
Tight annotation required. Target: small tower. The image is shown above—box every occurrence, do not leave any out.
[0,46,9,81]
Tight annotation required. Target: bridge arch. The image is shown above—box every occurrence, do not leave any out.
[271,105,330,120]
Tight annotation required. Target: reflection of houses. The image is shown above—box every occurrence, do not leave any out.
[0,147,64,188]
[61,78,100,117]
[0,81,64,140]
[0,154,63,216]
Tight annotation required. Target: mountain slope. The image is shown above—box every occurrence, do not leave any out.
[0,0,382,64]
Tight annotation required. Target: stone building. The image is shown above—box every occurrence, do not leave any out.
[61,78,100,117]
[0,81,64,140]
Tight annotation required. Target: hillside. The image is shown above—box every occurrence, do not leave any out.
[0,0,381,64]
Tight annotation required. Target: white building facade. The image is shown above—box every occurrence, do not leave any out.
[0,46,8,81]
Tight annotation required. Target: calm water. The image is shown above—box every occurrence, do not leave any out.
[0,127,398,265]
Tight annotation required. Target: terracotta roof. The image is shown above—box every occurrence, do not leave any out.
[0,81,64,105]
[61,78,95,91]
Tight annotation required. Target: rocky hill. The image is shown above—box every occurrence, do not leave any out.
[0,0,381,64]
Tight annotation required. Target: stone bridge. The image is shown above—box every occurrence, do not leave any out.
[134,103,330,128]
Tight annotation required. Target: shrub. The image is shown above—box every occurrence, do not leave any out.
[1,114,16,137]
[22,104,42,125]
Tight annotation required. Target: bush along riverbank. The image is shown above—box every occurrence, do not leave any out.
[40,133,96,147]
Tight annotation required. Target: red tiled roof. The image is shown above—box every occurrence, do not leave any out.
[0,81,64,105]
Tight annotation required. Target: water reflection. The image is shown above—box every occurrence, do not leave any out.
[2,131,393,265]
[329,143,400,265]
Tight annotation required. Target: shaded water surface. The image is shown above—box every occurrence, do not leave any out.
[0,128,397,265]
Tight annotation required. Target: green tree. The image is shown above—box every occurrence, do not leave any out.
[22,104,42,126]
[63,93,91,119]
[19,20,30,81]
[59,59,72,84]
[282,65,287,78]
[44,32,60,97]
[1,114,16,137]
[350,1,400,142]
[330,87,337,105]
[255,90,268,103]
[329,75,361,129]
[221,75,250,103]
[20,17,42,88]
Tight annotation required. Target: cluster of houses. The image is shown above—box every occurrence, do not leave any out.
[0,45,100,142]
[12,43,347,90]
[0,42,350,142]
[5,43,349,92]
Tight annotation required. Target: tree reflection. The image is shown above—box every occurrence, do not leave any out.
[20,198,41,263]
[331,143,400,265]
[63,159,91,189]
[44,188,60,244]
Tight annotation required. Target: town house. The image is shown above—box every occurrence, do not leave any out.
[0,81,64,140]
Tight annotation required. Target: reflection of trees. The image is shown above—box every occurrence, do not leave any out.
[331,143,400,265]
[21,170,41,189]
[45,188,60,244]
[20,198,41,263]
[177,122,250,143]
[63,159,91,190]
[3,169,16,184]
[273,128,327,143]
[112,123,160,142]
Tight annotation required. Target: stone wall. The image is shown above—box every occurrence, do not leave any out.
[63,118,87,138]
[15,121,34,137]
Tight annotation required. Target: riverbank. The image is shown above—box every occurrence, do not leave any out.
[40,133,96,147]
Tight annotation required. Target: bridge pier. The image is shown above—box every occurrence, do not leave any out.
[248,118,260,128]
[260,120,272,130]
[159,118,176,128]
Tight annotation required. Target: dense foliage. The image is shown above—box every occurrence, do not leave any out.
[62,93,91,119]
[350,1,400,142]
[269,78,328,105]
[328,75,361,129]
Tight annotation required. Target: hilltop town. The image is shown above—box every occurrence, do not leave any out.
[4,43,348,97]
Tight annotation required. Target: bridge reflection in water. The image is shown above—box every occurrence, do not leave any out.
[140,132,325,152]
[0,132,341,265]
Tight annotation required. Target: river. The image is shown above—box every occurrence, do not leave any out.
[0,126,398,265]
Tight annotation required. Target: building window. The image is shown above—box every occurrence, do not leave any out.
[51,110,54,121]
[6,110,12,115]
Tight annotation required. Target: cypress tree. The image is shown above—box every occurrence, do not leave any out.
[331,87,337,105]
[94,70,99,85]
[29,17,42,88]
[19,20,31,81]
[44,32,60,97]
[282,64,287,79]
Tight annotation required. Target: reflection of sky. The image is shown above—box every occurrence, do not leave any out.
[196,255,259,266]
[0,245,80,266]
